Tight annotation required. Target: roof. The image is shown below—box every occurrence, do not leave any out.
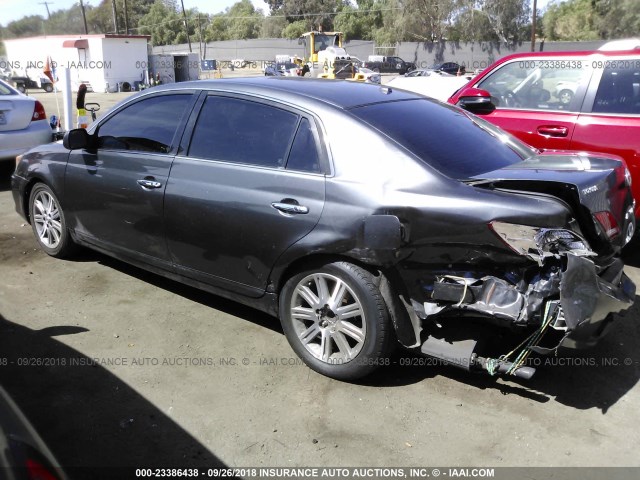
[3,34,150,43]
[162,77,422,110]
[490,48,640,65]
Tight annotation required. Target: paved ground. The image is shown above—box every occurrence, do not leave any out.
[2,77,640,475]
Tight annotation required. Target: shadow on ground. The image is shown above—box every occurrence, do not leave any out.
[0,313,227,480]
[93,253,640,414]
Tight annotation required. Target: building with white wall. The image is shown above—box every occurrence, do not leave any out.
[3,34,150,92]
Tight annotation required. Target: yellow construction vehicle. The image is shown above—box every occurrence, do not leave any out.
[297,31,368,81]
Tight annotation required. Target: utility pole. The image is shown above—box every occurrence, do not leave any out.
[531,0,537,52]
[39,1,53,20]
[197,14,205,60]
[180,0,192,53]
[123,0,130,35]
[79,0,88,34]
[111,0,119,34]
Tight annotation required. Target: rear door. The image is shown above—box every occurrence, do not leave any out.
[571,56,640,216]
[65,91,195,265]
[164,94,326,296]
[473,58,593,150]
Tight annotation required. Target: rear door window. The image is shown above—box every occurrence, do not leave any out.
[188,96,299,168]
[286,118,321,173]
[592,61,640,114]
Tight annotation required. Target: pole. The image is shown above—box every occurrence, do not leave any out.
[39,2,53,20]
[79,0,88,34]
[180,0,192,53]
[62,68,72,131]
[111,0,119,34]
[198,14,204,60]
[531,0,537,52]
[123,0,130,35]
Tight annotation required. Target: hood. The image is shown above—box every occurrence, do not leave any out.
[468,153,635,253]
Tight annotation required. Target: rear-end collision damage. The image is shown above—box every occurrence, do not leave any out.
[397,154,636,380]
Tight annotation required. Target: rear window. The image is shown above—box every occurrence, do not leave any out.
[0,80,17,95]
[351,99,534,179]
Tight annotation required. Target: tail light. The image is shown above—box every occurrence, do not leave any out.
[32,100,46,121]
[25,458,62,480]
[593,211,620,240]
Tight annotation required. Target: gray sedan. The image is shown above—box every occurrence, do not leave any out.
[11,78,636,381]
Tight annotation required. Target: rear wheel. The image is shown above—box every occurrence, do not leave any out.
[43,83,54,93]
[29,183,76,258]
[558,89,573,105]
[279,261,393,381]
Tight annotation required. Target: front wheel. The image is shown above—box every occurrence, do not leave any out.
[29,183,76,258]
[279,261,394,381]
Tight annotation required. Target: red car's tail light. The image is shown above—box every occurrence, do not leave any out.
[594,211,620,239]
[32,100,46,121]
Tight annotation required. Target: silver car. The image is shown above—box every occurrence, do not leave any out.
[0,79,52,161]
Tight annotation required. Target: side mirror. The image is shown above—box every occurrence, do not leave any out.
[63,128,93,150]
[455,87,495,115]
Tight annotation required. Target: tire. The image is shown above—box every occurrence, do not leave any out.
[17,84,26,93]
[28,183,76,258]
[43,83,53,93]
[558,89,573,105]
[279,261,393,381]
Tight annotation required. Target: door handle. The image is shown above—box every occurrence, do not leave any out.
[537,126,568,137]
[137,178,162,189]
[271,202,309,215]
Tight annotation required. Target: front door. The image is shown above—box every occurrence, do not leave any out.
[65,92,195,264]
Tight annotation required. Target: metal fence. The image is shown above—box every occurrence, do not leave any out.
[152,39,609,71]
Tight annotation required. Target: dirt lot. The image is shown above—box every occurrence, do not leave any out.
[2,79,640,477]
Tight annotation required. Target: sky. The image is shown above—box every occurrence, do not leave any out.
[0,0,270,26]
[0,0,553,28]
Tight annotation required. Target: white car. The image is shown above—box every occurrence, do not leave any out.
[387,73,470,102]
[0,79,52,161]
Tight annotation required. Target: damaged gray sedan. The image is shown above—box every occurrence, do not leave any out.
[12,78,636,381]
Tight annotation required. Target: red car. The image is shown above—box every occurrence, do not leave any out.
[448,46,640,227]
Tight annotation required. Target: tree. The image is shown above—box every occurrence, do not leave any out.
[593,0,640,39]
[261,14,288,38]
[449,5,497,42]
[266,0,344,32]
[2,15,47,38]
[226,0,263,39]
[479,0,531,43]
[542,0,599,40]
[334,0,385,40]
[138,1,185,45]
[281,20,308,39]
[204,1,263,41]
[399,0,457,42]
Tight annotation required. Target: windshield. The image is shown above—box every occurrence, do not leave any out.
[313,34,339,53]
[350,99,536,179]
